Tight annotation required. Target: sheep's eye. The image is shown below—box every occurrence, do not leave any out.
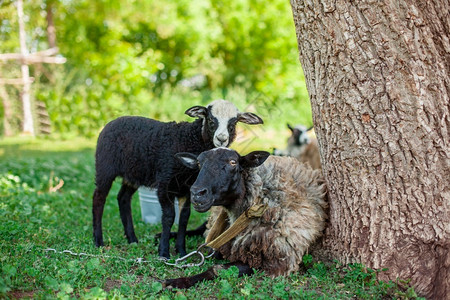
[227,120,237,130]
[229,160,237,166]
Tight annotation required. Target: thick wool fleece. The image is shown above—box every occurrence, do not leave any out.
[207,156,327,276]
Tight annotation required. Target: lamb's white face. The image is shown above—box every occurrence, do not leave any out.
[208,100,239,147]
[185,99,263,148]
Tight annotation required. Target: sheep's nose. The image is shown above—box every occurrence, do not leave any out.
[217,134,228,143]
[191,187,207,199]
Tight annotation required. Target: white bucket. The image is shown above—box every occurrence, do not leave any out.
[138,187,179,224]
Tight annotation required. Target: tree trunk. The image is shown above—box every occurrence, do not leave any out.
[46,0,57,49]
[0,84,14,136]
[290,1,449,298]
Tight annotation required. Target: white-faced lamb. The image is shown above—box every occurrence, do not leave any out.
[274,123,321,169]
[164,147,327,288]
[92,100,263,258]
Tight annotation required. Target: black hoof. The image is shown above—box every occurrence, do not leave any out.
[162,278,192,289]
[94,239,104,247]
[127,238,139,244]
[159,253,170,260]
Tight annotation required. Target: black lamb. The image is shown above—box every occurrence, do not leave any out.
[92,99,263,258]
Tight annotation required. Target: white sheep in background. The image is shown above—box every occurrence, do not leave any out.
[274,124,321,170]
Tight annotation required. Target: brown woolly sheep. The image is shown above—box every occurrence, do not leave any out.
[164,147,327,288]
[274,124,321,170]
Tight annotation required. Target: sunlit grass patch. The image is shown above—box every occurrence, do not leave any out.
[0,136,96,158]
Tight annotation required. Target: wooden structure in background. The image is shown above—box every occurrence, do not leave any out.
[0,0,65,136]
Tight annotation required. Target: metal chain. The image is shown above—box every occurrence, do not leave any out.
[160,243,215,268]
[43,248,152,263]
[43,245,215,268]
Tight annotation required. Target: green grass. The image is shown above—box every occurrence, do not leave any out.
[0,138,422,299]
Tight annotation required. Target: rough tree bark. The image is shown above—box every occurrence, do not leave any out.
[290,1,449,298]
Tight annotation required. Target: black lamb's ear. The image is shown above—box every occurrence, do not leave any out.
[175,152,199,169]
[185,106,207,118]
[287,123,294,132]
[238,112,263,125]
[240,151,270,169]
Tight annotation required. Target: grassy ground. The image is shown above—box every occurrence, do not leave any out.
[0,137,422,299]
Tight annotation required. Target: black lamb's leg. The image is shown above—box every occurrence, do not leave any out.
[154,221,207,240]
[117,183,138,244]
[175,196,191,256]
[92,176,114,247]
[158,186,176,259]
[162,262,253,289]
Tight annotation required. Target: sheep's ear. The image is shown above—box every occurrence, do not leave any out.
[307,125,314,132]
[185,106,207,118]
[240,151,270,168]
[175,152,199,169]
[287,123,294,132]
[238,112,264,125]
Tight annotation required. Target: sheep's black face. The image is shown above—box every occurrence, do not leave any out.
[191,148,242,212]
[175,148,270,212]
[185,99,263,148]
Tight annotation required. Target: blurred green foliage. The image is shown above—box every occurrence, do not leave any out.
[0,0,311,137]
